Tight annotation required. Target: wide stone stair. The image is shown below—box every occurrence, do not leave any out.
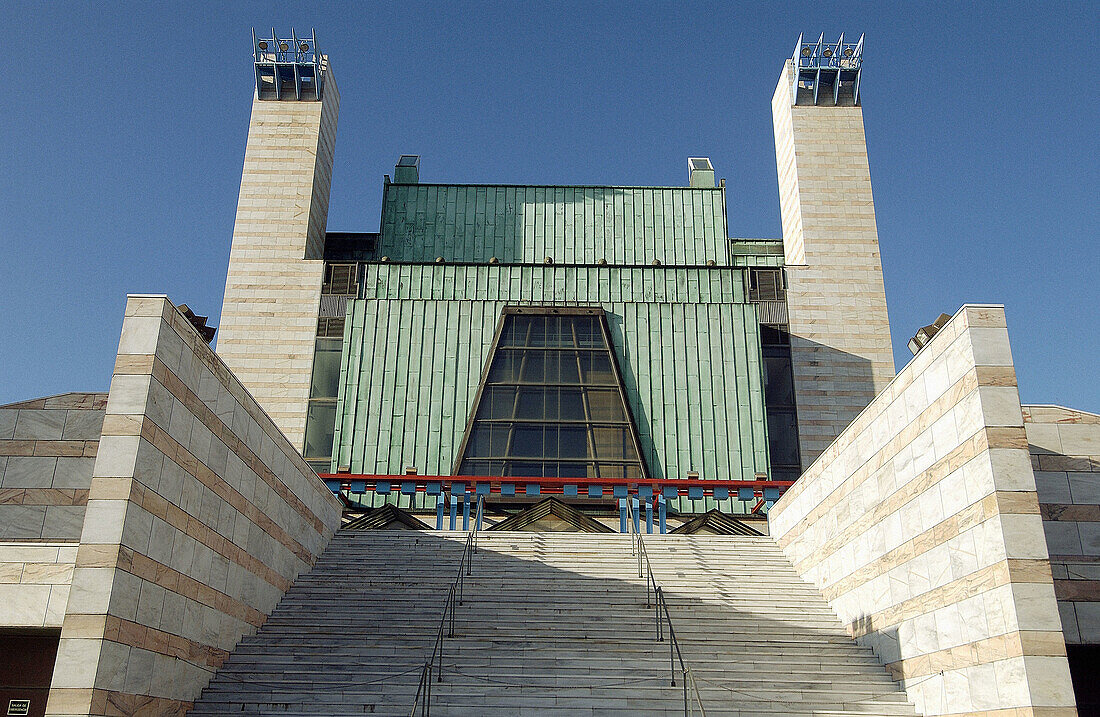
[190,531,919,716]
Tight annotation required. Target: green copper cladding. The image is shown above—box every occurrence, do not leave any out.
[332,263,770,483]
[378,184,730,265]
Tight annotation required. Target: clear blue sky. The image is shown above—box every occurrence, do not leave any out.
[1,2,1097,411]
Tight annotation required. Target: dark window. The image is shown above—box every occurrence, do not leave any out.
[761,323,801,476]
[457,309,647,480]
[304,402,337,462]
[748,269,785,302]
[322,263,358,295]
[310,338,343,399]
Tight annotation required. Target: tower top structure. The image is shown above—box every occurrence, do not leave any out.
[788,33,864,106]
[252,27,326,100]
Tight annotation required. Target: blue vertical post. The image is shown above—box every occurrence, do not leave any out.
[476,495,483,531]
[658,495,667,534]
[645,498,654,534]
[631,497,640,533]
[618,498,627,533]
[449,491,458,530]
[436,497,444,530]
[462,490,471,530]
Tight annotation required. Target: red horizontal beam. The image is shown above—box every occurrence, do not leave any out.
[317,473,794,495]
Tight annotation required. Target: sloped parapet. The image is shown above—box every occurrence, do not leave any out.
[769,305,1078,716]
[44,295,343,716]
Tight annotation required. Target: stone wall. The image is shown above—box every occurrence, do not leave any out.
[216,66,340,451]
[1024,405,1100,644]
[771,59,896,468]
[0,543,78,628]
[0,393,105,541]
[45,296,343,716]
[769,305,1077,716]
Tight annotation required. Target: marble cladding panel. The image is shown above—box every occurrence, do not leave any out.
[0,397,104,540]
[216,88,339,450]
[1024,405,1100,647]
[769,306,1077,715]
[0,541,78,628]
[771,60,895,469]
[45,296,343,717]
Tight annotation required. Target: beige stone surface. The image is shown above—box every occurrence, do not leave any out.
[769,305,1077,716]
[45,295,343,716]
[216,66,340,451]
[772,60,896,468]
[0,541,78,628]
[1024,404,1100,649]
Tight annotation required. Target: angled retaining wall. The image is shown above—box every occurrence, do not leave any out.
[45,296,343,716]
[769,305,1077,716]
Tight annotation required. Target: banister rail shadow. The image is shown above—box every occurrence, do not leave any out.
[628,500,707,716]
[408,494,484,716]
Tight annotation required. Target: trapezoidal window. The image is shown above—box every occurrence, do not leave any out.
[455,307,649,480]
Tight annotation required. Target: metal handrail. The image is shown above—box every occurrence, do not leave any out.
[409,494,484,716]
[627,501,707,717]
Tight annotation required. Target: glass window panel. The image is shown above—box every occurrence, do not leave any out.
[764,356,796,406]
[516,388,547,419]
[525,316,547,346]
[487,350,521,382]
[511,426,544,457]
[459,460,490,476]
[544,316,568,347]
[309,338,343,399]
[595,463,625,479]
[521,351,547,382]
[477,386,517,420]
[462,311,648,480]
[586,389,625,421]
[767,410,800,467]
[471,426,493,455]
[550,461,588,478]
[303,402,336,460]
[509,461,544,477]
[570,317,602,348]
[556,351,580,384]
[559,388,585,421]
[583,353,615,385]
[592,427,629,460]
[558,426,588,459]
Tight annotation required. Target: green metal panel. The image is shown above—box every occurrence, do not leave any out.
[378,184,730,265]
[729,238,785,268]
[333,264,768,485]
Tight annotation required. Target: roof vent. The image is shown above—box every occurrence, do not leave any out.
[177,304,217,344]
[908,313,952,355]
[394,155,420,184]
[688,157,715,188]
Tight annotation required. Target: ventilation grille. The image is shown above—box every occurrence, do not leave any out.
[756,301,788,325]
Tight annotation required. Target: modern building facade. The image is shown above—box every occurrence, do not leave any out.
[0,30,1095,716]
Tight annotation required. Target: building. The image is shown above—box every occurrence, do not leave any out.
[0,30,1096,717]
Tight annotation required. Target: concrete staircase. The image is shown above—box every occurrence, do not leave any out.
[190,531,919,716]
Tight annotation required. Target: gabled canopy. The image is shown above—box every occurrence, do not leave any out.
[487,497,615,533]
[669,510,763,536]
[342,504,432,531]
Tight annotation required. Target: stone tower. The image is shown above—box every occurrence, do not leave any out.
[772,34,895,468]
[217,30,339,449]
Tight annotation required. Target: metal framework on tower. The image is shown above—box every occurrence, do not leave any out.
[790,33,864,106]
[253,28,326,101]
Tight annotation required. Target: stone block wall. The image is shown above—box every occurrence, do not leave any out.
[0,393,105,541]
[0,543,78,628]
[769,305,1077,716]
[1024,405,1100,644]
[772,59,896,468]
[216,67,340,451]
[45,296,343,716]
